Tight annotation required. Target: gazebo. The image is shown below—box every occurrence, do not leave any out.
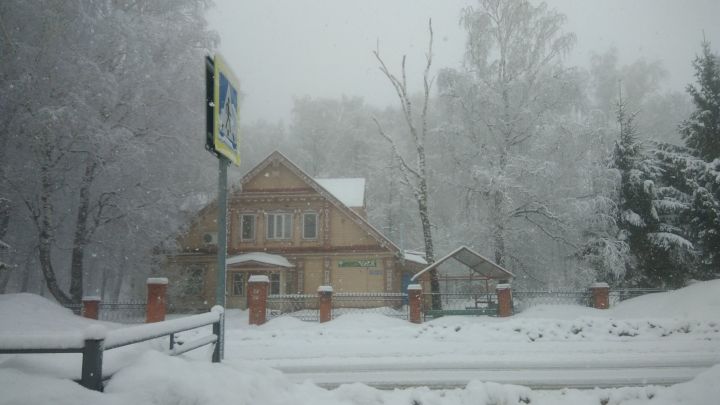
[411,246,514,313]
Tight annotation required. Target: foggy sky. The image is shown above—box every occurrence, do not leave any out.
[207,0,720,124]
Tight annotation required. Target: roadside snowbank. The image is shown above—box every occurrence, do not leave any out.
[1,351,719,405]
[1,280,719,404]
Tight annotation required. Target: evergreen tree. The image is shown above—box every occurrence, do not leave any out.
[680,39,720,161]
[614,100,694,288]
[653,143,720,280]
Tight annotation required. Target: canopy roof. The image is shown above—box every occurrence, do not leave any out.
[411,246,514,281]
[227,252,294,268]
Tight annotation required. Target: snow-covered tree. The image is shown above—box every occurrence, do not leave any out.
[373,19,443,307]
[680,39,720,161]
[653,143,720,281]
[0,0,217,303]
[437,0,581,286]
[613,99,694,288]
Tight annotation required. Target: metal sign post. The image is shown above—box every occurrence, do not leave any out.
[215,156,229,308]
[206,54,241,360]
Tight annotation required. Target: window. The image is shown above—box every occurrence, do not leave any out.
[270,273,281,295]
[240,214,256,241]
[302,212,318,239]
[266,213,292,240]
[182,266,204,296]
[232,272,245,296]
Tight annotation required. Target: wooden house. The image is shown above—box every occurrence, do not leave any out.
[161,151,425,311]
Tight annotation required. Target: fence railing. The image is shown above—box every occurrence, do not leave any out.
[267,294,319,321]
[63,300,148,323]
[609,288,668,306]
[0,308,224,391]
[512,290,592,312]
[266,292,409,321]
[421,292,498,311]
[333,292,407,319]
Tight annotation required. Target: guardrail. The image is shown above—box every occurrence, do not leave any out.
[0,306,224,391]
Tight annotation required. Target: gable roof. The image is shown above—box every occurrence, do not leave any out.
[411,245,514,281]
[314,178,365,208]
[239,151,400,253]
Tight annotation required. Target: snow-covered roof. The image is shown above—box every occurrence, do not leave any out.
[411,246,514,281]
[314,178,365,208]
[226,252,294,268]
[404,250,427,265]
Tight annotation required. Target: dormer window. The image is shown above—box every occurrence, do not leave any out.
[267,212,292,240]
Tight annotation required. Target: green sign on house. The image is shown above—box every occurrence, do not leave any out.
[338,259,377,268]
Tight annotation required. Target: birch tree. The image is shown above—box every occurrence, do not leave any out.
[373,20,442,307]
[438,0,577,278]
[0,0,216,303]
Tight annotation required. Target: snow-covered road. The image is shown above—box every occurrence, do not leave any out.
[281,365,710,389]
[239,342,720,389]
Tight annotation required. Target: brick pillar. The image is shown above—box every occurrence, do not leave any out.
[82,296,101,320]
[407,284,422,324]
[496,284,513,317]
[248,275,269,325]
[318,286,333,323]
[590,282,610,309]
[146,277,168,323]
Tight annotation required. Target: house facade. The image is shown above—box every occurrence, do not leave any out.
[162,151,425,311]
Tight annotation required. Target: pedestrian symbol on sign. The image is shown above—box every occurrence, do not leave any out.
[218,72,238,151]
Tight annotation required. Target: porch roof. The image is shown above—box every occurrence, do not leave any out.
[411,246,514,281]
[226,252,294,268]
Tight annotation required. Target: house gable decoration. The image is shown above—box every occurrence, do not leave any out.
[237,151,400,253]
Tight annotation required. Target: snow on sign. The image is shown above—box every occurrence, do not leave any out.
[208,54,241,165]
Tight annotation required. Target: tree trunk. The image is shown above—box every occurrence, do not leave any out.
[492,189,506,267]
[68,159,97,303]
[37,155,73,305]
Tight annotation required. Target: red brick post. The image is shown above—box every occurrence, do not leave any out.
[318,286,333,323]
[407,284,422,324]
[81,296,101,320]
[590,282,610,309]
[146,277,168,323]
[496,284,513,317]
[248,275,269,325]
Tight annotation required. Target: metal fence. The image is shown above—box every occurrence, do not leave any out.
[333,292,407,320]
[266,292,409,321]
[63,300,147,324]
[99,300,147,323]
[421,292,498,312]
[609,288,667,306]
[512,290,591,312]
[267,294,319,321]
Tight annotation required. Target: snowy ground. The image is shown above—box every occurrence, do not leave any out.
[1,280,719,404]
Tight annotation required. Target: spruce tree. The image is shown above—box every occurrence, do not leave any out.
[681,39,720,161]
[614,100,694,288]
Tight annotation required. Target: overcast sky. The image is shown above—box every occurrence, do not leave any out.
[207,0,720,124]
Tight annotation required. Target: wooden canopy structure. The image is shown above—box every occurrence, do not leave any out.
[411,246,514,283]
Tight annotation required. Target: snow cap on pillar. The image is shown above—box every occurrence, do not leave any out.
[146,277,168,285]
